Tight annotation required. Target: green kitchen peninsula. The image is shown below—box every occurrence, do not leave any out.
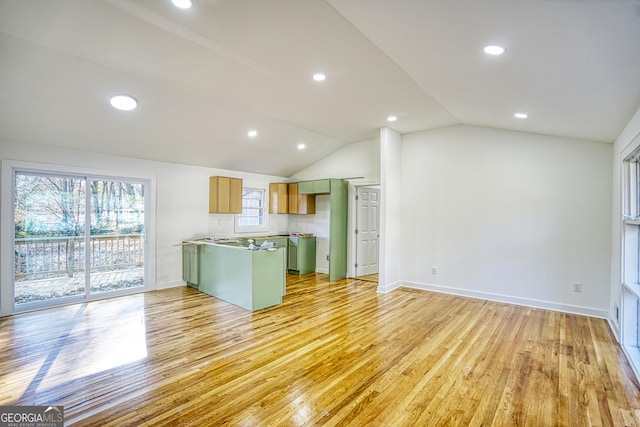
[182,239,285,311]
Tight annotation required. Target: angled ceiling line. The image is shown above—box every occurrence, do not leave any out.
[324,0,460,126]
[102,0,280,78]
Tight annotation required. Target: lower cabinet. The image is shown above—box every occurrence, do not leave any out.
[288,236,316,275]
[197,243,285,311]
[239,237,288,287]
[182,243,199,288]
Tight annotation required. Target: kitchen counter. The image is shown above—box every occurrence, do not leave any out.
[182,239,286,311]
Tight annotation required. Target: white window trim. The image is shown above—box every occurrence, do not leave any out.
[234,186,268,234]
[620,133,640,381]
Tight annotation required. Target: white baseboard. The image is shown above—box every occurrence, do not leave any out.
[608,317,621,342]
[316,268,329,274]
[155,280,187,290]
[400,280,609,319]
[377,280,402,294]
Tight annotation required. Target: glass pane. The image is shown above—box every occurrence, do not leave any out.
[14,173,86,306]
[243,189,261,199]
[237,188,266,229]
[244,199,260,209]
[89,180,145,294]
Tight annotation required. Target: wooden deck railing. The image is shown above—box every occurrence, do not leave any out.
[14,234,143,279]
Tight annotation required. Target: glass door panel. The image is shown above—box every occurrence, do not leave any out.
[14,173,86,307]
[89,179,145,294]
[13,171,147,311]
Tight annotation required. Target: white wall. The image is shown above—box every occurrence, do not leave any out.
[0,140,288,300]
[400,125,613,317]
[379,127,403,292]
[610,106,640,336]
[290,138,380,184]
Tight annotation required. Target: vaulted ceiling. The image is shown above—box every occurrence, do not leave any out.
[1,0,639,176]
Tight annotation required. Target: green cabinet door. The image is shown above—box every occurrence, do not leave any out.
[288,236,316,275]
[197,243,285,311]
[298,179,331,195]
[182,243,199,288]
[329,179,348,281]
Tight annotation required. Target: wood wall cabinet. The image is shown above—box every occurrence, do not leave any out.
[288,183,316,214]
[269,183,289,214]
[209,176,242,214]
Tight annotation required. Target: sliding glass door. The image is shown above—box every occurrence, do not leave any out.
[14,173,87,305]
[13,171,147,310]
[88,179,145,295]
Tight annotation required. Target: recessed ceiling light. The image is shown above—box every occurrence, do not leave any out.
[297,143,306,150]
[110,94,137,111]
[172,0,193,9]
[312,73,326,82]
[484,45,506,55]
[387,115,398,122]
[514,112,529,119]
[247,130,258,137]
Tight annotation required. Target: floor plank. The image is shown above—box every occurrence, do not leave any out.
[1,273,639,426]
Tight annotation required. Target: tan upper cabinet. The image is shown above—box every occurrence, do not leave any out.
[269,183,289,214]
[288,183,316,214]
[209,176,242,214]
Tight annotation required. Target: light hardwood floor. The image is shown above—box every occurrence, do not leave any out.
[1,273,640,426]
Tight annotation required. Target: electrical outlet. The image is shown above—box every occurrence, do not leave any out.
[573,282,582,293]
[432,267,437,275]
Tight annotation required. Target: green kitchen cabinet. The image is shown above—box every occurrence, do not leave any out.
[294,178,348,280]
[253,236,288,249]
[197,242,285,311]
[182,243,199,288]
[255,237,287,278]
[329,178,348,281]
[288,236,316,275]
[240,237,288,272]
[298,179,331,195]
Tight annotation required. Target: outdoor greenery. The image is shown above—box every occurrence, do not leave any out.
[15,173,145,238]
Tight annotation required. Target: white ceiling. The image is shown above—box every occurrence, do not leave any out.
[1,0,639,177]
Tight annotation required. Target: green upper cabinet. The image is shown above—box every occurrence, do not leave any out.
[298,179,331,195]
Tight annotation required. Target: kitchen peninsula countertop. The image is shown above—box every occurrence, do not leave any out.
[182,238,286,311]
[184,233,313,247]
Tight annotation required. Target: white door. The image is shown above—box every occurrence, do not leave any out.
[356,186,380,276]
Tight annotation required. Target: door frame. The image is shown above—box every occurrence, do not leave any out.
[347,183,381,278]
[0,159,156,316]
